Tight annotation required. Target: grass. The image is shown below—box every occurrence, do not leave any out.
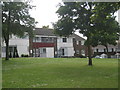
[2,58,118,88]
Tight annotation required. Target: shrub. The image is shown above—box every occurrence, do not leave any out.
[21,54,29,57]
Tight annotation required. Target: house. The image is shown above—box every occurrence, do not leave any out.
[72,34,88,57]
[2,35,29,58]
[2,28,88,58]
[29,28,56,58]
[29,28,88,58]
[92,38,120,58]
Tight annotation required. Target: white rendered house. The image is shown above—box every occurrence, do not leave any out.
[2,35,29,57]
[57,37,75,57]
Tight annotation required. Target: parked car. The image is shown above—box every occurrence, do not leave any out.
[94,55,102,59]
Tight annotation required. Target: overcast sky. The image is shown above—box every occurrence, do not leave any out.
[29,0,62,28]
[30,1,118,28]
[29,1,119,39]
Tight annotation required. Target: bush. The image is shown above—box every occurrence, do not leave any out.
[21,54,29,57]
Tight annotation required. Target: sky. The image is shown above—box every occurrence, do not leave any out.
[29,0,62,28]
[29,0,119,39]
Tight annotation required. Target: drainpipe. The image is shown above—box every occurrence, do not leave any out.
[35,36,36,57]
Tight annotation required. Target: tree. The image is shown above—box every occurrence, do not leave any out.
[2,2,37,60]
[42,25,50,29]
[91,2,120,57]
[54,2,120,65]
[54,2,95,66]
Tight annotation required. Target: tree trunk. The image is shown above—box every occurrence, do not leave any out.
[105,45,110,58]
[5,10,11,60]
[88,45,92,66]
[5,39,9,60]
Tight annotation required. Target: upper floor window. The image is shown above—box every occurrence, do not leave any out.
[33,37,54,43]
[76,41,79,45]
[33,37,41,42]
[41,37,54,43]
[63,38,67,42]
[41,37,47,42]
[36,37,40,41]
[81,41,84,45]
[96,49,98,52]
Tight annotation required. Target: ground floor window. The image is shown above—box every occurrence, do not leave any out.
[81,50,85,56]
[33,48,46,57]
[2,46,19,58]
[76,50,79,54]
[62,49,64,55]
[43,48,46,53]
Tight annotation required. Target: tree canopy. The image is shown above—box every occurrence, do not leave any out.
[2,1,37,60]
[54,2,120,65]
[42,25,50,29]
[91,2,120,57]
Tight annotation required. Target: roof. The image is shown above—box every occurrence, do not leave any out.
[34,28,85,41]
[71,34,85,41]
[34,28,55,36]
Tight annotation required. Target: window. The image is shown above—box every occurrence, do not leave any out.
[104,49,106,52]
[96,49,98,52]
[36,37,39,41]
[47,37,54,42]
[62,49,64,55]
[27,46,29,52]
[63,38,67,42]
[43,48,46,53]
[2,47,6,52]
[41,37,54,43]
[41,37,47,42]
[81,50,85,56]
[33,37,41,42]
[76,50,79,54]
[108,49,112,52]
[79,41,81,45]
[81,41,84,45]
[76,41,79,45]
[99,49,103,52]
[94,49,96,52]
[112,48,114,52]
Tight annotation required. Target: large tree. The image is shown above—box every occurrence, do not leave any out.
[2,2,36,60]
[91,2,120,57]
[54,2,120,66]
[54,2,95,66]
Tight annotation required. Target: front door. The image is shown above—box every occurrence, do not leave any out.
[39,48,46,57]
[62,49,65,56]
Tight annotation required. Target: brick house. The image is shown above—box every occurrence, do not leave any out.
[72,34,88,57]
[92,38,120,58]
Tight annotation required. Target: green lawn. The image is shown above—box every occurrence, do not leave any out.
[2,58,118,88]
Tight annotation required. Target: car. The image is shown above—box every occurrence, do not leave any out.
[94,55,102,59]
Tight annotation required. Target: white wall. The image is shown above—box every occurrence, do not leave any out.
[67,47,75,56]
[2,35,29,57]
[46,47,54,58]
[57,37,74,56]
[93,45,117,53]
[10,38,29,57]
